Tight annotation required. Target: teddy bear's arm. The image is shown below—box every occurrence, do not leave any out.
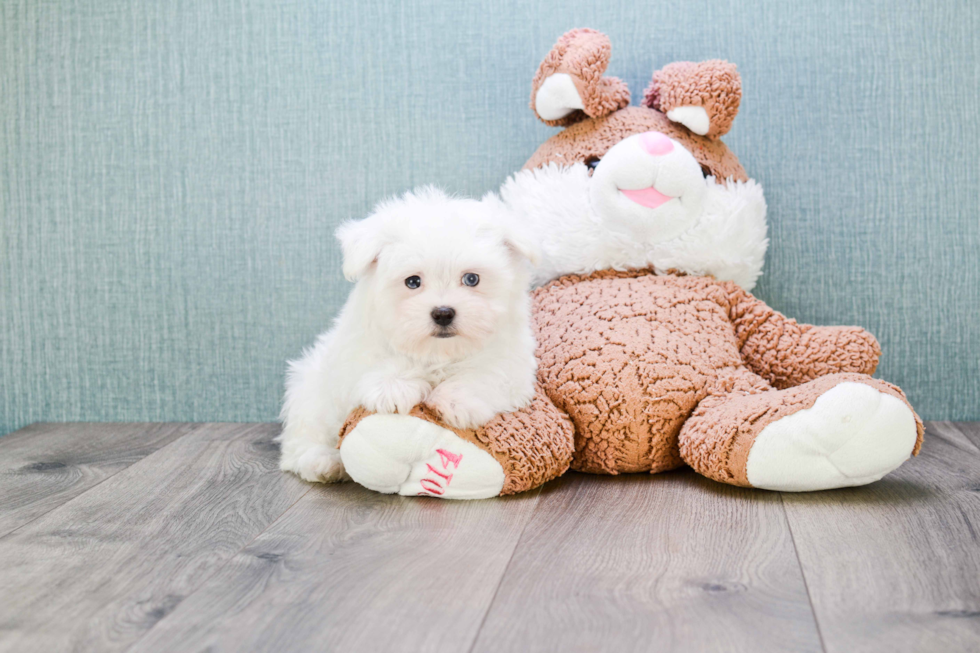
[723,282,881,389]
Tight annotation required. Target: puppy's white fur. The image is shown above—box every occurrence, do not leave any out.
[279,187,539,483]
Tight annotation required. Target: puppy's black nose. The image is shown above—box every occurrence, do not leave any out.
[431,306,455,327]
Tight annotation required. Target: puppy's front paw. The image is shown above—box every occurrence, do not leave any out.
[356,375,431,416]
[425,386,498,430]
[296,445,349,483]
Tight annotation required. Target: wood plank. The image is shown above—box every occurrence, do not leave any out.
[0,423,196,538]
[128,484,542,653]
[953,421,980,449]
[783,421,980,653]
[0,423,309,653]
[470,472,823,653]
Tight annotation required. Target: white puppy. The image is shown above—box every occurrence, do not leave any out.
[279,187,539,483]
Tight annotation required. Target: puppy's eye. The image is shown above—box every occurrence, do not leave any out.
[461,273,480,287]
[584,156,601,171]
[700,164,712,179]
[405,275,421,289]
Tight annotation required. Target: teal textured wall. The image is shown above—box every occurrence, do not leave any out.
[2,0,978,435]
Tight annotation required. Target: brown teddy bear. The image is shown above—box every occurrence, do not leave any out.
[336,29,923,499]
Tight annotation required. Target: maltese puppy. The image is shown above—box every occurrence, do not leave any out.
[279,187,540,483]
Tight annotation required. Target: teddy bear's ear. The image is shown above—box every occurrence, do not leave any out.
[531,28,631,127]
[643,61,741,139]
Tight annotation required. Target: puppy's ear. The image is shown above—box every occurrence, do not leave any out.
[336,217,386,282]
[501,224,541,266]
[480,192,541,267]
[480,194,541,266]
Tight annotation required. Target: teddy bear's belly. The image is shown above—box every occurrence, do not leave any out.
[532,272,745,475]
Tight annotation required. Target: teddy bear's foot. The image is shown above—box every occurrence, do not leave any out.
[339,414,505,499]
[680,372,923,491]
[744,381,918,491]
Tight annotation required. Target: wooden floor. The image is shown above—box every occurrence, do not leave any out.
[0,422,977,652]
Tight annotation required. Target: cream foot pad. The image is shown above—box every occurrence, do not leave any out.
[746,382,918,491]
[340,414,505,499]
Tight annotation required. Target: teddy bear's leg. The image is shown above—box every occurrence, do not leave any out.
[339,389,575,499]
[679,370,923,491]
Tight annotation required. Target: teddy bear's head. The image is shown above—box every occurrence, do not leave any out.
[525,28,746,181]
[504,28,767,290]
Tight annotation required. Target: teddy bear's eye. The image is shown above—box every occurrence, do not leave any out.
[405,275,421,289]
[462,273,480,287]
[585,156,601,170]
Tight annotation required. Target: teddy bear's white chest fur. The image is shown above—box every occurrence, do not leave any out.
[490,162,769,291]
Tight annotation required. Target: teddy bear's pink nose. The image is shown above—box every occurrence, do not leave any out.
[639,131,674,156]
